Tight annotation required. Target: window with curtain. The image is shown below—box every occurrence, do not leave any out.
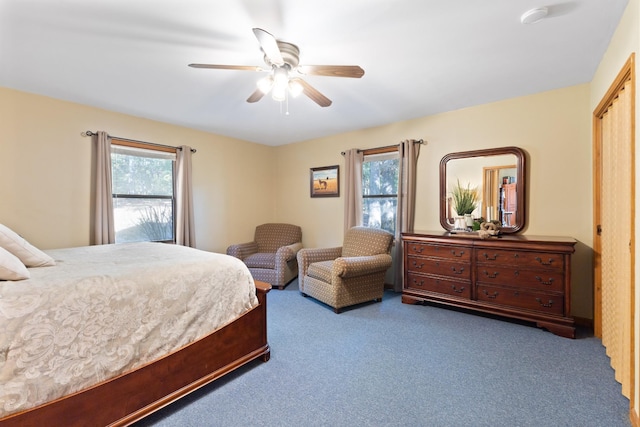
[362,150,399,235]
[110,142,176,243]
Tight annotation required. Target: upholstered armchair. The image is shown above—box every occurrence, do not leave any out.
[227,223,303,290]
[297,226,394,313]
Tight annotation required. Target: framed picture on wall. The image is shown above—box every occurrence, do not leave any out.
[310,165,340,198]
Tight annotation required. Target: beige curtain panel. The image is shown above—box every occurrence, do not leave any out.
[393,139,421,291]
[92,131,115,245]
[176,145,196,247]
[343,148,364,232]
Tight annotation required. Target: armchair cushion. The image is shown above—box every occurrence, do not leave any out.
[244,253,276,269]
[306,260,333,283]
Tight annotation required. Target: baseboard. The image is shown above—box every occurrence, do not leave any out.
[573,316,593,329]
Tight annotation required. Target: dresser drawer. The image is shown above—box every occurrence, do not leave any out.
[406,256,470,280]
[476,266,565,292]
[405,241,471,261]
[476,284,564,315]
[406,272,471,298]
[475,248,565,271]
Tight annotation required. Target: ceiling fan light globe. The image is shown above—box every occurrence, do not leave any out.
[257,75,274,94]
[272,85,286,101]
[273,68,289,86]
[272,69,289,101]
[288,80,303,97]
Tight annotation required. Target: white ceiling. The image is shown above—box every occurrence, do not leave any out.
[0,0,629,146]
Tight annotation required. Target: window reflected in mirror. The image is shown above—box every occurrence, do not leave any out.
[483,164,516,226]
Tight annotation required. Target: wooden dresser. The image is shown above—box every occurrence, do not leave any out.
[401,231,577,338]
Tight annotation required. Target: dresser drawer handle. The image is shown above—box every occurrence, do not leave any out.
[451,250,465,257]
[451,267,465,275]
[535,276,554,286]
[482,253,498,261]
[411,260,425,269]
[451,285,465,293]
[411,245,425,254]
[411,278,425,287]
[482,290,499,299]
[535,256,554,266]
[535,298,554,308]
[482,270,498,279]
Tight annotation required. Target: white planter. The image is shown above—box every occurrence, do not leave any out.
[454,216,467,230]
[465,214,474,227]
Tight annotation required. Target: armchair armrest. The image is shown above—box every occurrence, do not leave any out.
[298,246,342,265]
[226,241,259,260]
[297,246,342,276]
[277,242,303,262]
[332,254,393,279]
[297,247,342,292]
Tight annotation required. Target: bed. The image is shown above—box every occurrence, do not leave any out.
[0,241,270,426]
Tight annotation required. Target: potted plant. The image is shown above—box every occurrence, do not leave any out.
[451,179,478,229]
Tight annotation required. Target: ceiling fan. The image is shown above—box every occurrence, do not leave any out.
[188,28,364,107]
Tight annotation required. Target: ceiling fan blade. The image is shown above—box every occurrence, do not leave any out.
[293,78,332,107]
[297,65,365,78]
[252,28,284,66]
[188,63,263,71]
[246,88,265,103]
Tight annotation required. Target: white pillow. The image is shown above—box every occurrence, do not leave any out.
[0,246,30,280]
[0,223,55,267]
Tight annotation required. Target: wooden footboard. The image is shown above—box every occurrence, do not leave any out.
[0,281,271,427]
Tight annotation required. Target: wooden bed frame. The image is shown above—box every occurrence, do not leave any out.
[1,280,271,427]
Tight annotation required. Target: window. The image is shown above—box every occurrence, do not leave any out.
[110,141,176,243]
[362,150,399,235]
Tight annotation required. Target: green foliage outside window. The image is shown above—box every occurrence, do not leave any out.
[362,156,399,235]
[111,150,175,243]
[111,153,173,196]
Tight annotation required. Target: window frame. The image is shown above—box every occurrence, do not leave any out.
[361,145,400,235]
[110,138,177,244]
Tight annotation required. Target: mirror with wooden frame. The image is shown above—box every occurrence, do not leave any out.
[439,146,526,234]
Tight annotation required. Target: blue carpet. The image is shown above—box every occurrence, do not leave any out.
[136,279,630,427]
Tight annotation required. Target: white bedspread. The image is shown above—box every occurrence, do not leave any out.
[0,242,258,417]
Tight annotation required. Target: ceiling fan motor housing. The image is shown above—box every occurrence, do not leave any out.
[265,41,300,68]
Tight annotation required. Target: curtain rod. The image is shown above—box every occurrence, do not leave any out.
[340,139,423,156]
[82,130,197,153]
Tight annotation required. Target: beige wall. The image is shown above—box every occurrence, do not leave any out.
[590,0,639,420]
[0,87,276,254]
[276,84,593,318]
